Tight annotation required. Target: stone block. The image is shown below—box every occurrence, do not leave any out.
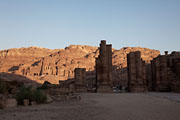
[30,101,37,105]
[0,98,17,109]
[23,99,29,106]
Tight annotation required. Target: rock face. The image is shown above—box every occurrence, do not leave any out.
[0,45,160,85]
[0,47,59,73]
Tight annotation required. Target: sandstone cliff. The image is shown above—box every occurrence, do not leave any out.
[0,47,60,72]
[0,45,160,84]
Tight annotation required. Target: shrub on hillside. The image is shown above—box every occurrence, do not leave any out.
[33,89,47,103]
[16,85,47,105]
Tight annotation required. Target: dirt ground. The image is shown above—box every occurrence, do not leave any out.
[1,93,180,120]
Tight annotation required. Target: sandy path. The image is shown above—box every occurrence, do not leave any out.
[0,93,180,120]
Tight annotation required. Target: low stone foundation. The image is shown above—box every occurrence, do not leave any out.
[128,84,148,92]
[75,85,87,93]
[96,85,113,93]
[0,98,17,109]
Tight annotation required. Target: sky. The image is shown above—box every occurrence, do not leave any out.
[0,0,180,53]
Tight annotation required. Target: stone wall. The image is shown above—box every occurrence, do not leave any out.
[57,79,75,95]
[150,51,180,92]
[127,51,147,92]
[127,51,180,93]
[151,55,169,91]
[166,52,180,92]
[0,98,17,109]
[74,68,87,93]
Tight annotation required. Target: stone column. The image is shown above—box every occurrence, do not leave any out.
[74,68,87,93]
[127,51,147,92]
[96,40,113,93]
[151,55,169,91]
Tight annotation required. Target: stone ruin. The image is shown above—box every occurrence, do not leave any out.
[57,79,75,95]
[55,40,113,93]
[127,51,180,92]
[0,41,160,86]
[127,51,147,92]
[86,70,96,92]
[0,96,17,109]
[22,58,58,76]
[95,40,113,92]
[51,68,85,95]
[151,54,168,91]
[56,40,180,94]
[1,40,179,97]
[151,51,180,92]
[74,68,87,93]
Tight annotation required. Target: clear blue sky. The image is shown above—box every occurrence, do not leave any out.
[0,0,180,53]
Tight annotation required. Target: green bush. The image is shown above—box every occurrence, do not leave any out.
[16,85,47,105]
[33,89,47,103]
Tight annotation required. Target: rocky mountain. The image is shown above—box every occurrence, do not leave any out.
[0,47,60,72]
[0,45,160,84]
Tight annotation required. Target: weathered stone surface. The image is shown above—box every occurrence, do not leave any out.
[23,99,29,106]
[58,79,75,95]
[74,68,87,93]
[127,51,147,92]
[96,40,113,92]
[151,51,180,92]
[127,51,180,93]
[0,45,160,85]
[30,101,37,105]
[86,71,96,92]
[0,47,59,72]
[0,98,17,109]
[151,55,169,91]
[46,95,53,103]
